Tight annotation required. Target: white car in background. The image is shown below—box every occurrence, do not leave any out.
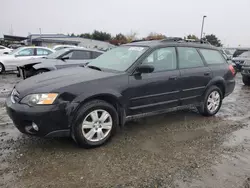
[0,45,12,56]
[53,45,77,51]
[0,46,54,74]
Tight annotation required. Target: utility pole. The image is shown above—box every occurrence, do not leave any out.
[200,15,207,40]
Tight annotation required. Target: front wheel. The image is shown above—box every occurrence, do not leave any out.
[242,75,250,86]
[198,86,222,116]
[72,100,118,148]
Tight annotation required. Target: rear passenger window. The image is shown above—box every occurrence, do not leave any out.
[177,47,204,69]
[200,49,226,64]
[71,51,91,59]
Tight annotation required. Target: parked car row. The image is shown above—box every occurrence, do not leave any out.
[0,46,103,76]
[0,46,54,73]
[6,39,236,148]
[18,47,103,78]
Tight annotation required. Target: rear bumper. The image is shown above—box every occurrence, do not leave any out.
[5,97,70,137]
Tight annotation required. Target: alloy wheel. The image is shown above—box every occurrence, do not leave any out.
[207,91,220,113]
[81,109,113,142]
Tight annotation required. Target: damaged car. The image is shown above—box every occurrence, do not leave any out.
[17,47,103,79]
[6,39,236,148]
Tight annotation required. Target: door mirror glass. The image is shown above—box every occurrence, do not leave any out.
[136,65,154,74]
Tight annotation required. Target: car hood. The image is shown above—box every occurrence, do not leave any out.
[0,55,15,61]
[15,67,119,97]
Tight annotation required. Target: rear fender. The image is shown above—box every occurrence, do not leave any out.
[204,76,226,97]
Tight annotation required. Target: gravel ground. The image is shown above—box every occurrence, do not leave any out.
[1,73,250,188]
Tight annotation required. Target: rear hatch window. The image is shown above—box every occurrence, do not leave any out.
[233,50,250,57]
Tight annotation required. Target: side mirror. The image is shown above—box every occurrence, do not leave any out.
[3,52,9,55]
[136,65,154,74]
[61,56,69,61]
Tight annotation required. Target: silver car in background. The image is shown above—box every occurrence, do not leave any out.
[18,47,103,79]
[0,46,54,73]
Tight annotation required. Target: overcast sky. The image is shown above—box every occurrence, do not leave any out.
[1,0,250,47]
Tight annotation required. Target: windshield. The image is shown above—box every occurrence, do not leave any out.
[8,47,23,55]
[238,51,250,58]
[88,46,148,71]
[233,50,250,57]
[46,48,70,59]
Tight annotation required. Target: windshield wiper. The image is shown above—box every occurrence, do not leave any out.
[87,65,102,71]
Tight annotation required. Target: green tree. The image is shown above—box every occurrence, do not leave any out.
[91,30,111,41]
[146,32,166,40]
[204,34,222,47]
[186,34,198,40]
[79,33,92,39]
[126,31,138,43]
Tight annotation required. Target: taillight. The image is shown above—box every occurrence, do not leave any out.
[229,65,236,76]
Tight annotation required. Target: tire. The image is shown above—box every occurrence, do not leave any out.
[0,63,5,74]
[72,100,118,148]
[35,69,49,75]
[242,76,250,86]
[197,86,223,116]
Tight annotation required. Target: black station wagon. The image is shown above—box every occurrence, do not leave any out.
[6,38,236,148]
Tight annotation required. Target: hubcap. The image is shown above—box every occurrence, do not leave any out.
[81,109,112,142]
[207,91,220,113]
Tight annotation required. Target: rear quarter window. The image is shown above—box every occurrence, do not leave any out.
[200,49,226,65]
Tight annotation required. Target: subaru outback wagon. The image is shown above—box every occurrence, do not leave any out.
[6,39,236,148]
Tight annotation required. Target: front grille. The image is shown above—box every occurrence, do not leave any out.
[11,88,20,103]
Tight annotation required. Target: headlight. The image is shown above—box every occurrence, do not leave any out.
[21,93,58,106]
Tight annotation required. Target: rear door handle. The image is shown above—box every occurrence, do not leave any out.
[169,75,178,80]
[204,72,210,76]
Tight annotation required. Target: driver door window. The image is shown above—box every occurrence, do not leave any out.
[142,47,177,72]
[17,48,34,56]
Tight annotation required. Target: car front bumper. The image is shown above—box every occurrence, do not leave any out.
[5,97,70,137]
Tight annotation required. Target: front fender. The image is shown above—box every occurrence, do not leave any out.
[33,63,57,71]
[65,90,124,126]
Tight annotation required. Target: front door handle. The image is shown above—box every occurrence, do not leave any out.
[169,75,178,80]
[204,72,210,76]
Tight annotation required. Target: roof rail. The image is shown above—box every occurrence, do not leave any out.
[160,37,183,42]
[161,37,211,45]
[130,39,157,43]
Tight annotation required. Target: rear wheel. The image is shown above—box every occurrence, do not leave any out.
[242,75,250,86]
[0,63,5,74]
[198,86,222,116]
[72,100,118,148]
